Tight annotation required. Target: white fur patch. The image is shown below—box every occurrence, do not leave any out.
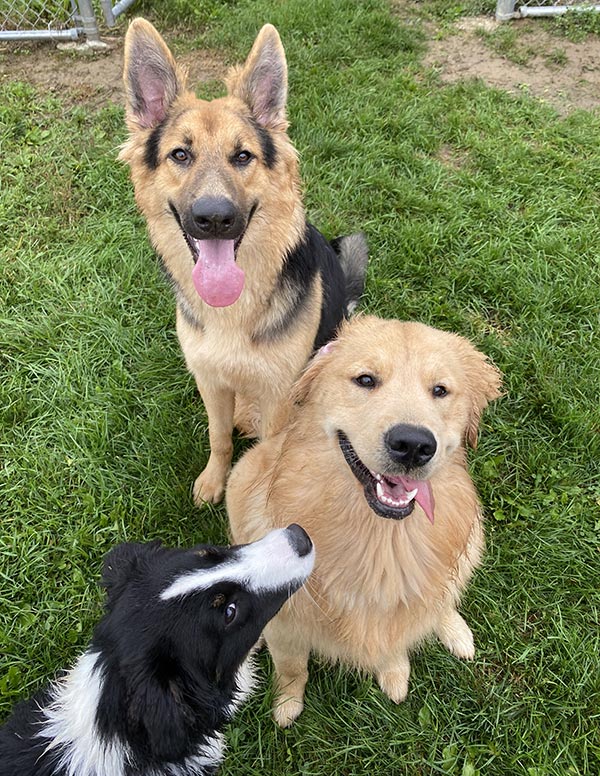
[161,527,314,600]
[37,651,130,776]
[37,650,227,776]
[155,734,225,775]
[226,654,258,719]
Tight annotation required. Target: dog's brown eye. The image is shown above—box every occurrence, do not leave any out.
[432,385,448,398]
[224,602,237,625]
[233,150,253,166]
[353,374,377,389]
[170,148,190,164]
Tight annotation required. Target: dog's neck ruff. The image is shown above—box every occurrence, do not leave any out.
[337,431,435,523]
[36,650,226,776]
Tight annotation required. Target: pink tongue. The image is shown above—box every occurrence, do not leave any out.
[383,476,435,524]
[191,239,245,307]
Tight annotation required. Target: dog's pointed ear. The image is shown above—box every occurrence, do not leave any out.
[226,24,288,130]
[292,340,338,406]
[123,18,186,131]
[460,341,503,449]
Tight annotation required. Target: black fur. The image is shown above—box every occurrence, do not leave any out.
[144,120,165,170]
[0,533,312,776]
[250,119,277,169]
[253,223,367,350]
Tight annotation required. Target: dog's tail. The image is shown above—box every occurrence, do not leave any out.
[330,232,368,315]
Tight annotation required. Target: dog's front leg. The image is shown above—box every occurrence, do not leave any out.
[258,392,290,440]
[265,622,310,727]
[376,652,411,704]
[434,607,475,661]
[192,380,234,505]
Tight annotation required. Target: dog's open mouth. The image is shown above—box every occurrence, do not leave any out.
[169,203,257,308]
[337,431,435,523]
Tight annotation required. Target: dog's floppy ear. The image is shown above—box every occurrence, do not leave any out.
[226,24,288,130]
[123,18,186,131]
[459,340,503,449]
[128,668,194,763]
[292,340,338,406]
[101,542,159,604]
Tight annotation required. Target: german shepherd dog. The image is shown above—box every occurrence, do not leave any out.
[120,19,368,505]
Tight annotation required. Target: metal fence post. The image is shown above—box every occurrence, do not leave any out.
[101,0,139,27]
[496,0,517,20]
[76,0,101,43]
[100,0,116,26]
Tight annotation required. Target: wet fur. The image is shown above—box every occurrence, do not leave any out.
[226,316,502,726]
[120,19,367,505]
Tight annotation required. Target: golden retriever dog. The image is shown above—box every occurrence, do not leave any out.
[226,315,502,726]
[120,20,367,505]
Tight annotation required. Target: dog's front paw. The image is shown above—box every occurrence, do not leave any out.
[193,468,226,505]
[273,695,304,728]
[377,666,410,704]
[436,611,475,661]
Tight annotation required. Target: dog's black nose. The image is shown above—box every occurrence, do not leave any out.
[190,195,243,239]
[285,524,313,558]
[384,424,437,469]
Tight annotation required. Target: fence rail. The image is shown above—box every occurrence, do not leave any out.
[0,0,136,43]
[497,0,600,20]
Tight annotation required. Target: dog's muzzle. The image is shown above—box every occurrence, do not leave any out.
[337,430,435,523]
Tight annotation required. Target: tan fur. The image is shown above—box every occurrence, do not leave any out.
[226,315,502,726]
[120,20,325,504]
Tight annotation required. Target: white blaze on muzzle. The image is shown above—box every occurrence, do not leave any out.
[160,527,315,600]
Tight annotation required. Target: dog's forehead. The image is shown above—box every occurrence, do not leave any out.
[159,529,312,601]
[164,97,258,146]
[339,321,465,382]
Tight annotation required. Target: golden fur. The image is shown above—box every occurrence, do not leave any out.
[120,20,342,504]
[226,315,502,726]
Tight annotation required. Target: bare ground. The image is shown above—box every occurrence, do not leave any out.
[0,35,224,109]
[1,14,600,113]
[424,16,600,114]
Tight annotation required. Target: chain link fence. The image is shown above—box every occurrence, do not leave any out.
[0,0,136,43]
[497,0,600,20]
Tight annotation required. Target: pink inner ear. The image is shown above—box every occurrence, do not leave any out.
[253,72,276,127]
[137,72,167,128]
[317,341,336,357]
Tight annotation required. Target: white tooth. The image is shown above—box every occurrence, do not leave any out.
[377,481,385,499]
[405,488,418,501]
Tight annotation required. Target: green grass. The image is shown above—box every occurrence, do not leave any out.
[1,0,599,774]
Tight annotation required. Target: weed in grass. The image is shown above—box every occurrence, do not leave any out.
[548,8,600,42]
[476,26,540,65]
[543,47,568,67]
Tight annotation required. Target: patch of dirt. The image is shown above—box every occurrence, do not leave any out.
[424,17,600,113]
[0,35,225,110]
[2,15,600,115]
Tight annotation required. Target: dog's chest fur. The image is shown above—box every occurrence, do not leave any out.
[231,441,483,665]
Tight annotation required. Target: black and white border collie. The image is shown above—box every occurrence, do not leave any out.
[0,525,314,776]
